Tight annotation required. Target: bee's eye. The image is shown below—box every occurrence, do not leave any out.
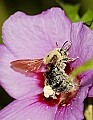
[47,55,50,57]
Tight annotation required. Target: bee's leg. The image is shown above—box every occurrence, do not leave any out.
[68,56,79,62]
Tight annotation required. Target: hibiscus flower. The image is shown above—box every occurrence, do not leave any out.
[0,7,93,120]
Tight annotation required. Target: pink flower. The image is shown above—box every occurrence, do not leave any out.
[0,7,93,120]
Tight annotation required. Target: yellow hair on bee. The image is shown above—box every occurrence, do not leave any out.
[43,48,62,65]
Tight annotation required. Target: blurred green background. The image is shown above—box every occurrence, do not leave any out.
[1,0,93,43]
[0,1,93,119]
[1,0,93,44]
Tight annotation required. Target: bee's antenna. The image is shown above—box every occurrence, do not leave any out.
[56,42,58,48]
[61,41,72,51]
[61,41,68,50]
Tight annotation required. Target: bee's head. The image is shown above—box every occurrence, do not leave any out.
[43,41,71,65]
[43,48,62,65]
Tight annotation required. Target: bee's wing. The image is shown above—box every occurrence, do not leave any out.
[10,59,43,74]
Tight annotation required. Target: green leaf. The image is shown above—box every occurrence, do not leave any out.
[90,21,93,30]
[81,10,93,30]
[56,0,80,22]
[81,9,93,23]
[84,20,93,30]
[71,58,93,77]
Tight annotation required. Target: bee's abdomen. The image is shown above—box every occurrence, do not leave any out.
[44,61,69,93]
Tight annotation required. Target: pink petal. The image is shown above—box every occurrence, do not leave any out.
[70,22,93,66]
[2,7,71,59]
[69,22,93,85]
[0,96,57,120]
[0,45,43,99]
[88,86,93,97]
[54,86,89,120]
